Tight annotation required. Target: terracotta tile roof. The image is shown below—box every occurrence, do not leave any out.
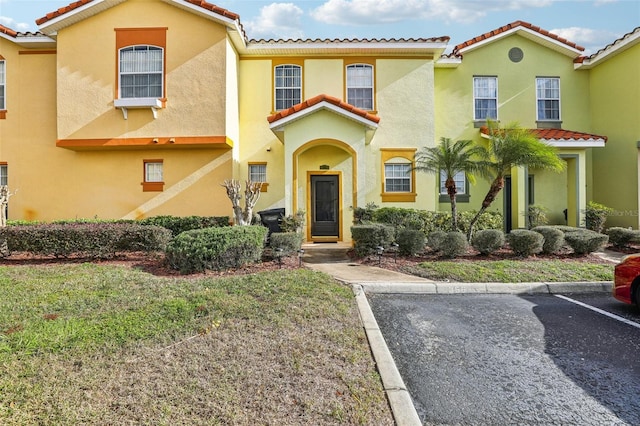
[480,126,607,143]
[0,24,18,38]
[250,36,449,44]
[36,0,239,26]
[453,20,584,55]
[267,94,380,125]
[575,26,640,64]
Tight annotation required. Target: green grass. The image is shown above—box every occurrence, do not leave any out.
[406,259,614,282]
[0,264,392,425]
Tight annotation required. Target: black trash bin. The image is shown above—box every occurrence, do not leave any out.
[258,208,285,236]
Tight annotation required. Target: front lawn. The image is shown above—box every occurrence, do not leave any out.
[0,264,392,425]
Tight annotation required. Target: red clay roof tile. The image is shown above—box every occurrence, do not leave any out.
[480,126,607,143]
[36,0,239,26]
[0,24,18,38]
[453,20,585,55]
[267,94,380,125]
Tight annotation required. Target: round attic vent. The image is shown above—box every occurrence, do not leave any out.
[509,47,524,63]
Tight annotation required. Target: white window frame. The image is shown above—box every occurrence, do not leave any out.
[0,60,5,110]
[473,76,497,121]
[536,77,561,121]
[384,161,412,193]
[118,45,164,100]
[274,65,301,111]
[248,163,267,183]
[440,170,466,195]
[346,64,374,110]
[0,164,7,186]
[144,161,163,183]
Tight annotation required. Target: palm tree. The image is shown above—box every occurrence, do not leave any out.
[467,120,565,240]
[415,137,484,231]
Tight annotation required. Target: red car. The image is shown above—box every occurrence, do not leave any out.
[614,254,640,305]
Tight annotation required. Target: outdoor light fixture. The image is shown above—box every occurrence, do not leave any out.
[275,247,284,268]
[376,246,384,266]
[391,243,399,263]
[297,248,305,267]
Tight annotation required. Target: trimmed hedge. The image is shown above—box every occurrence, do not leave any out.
[606,227,640,249]
[471,229,505,255]
[427,230,447,251]
[370,207,503,234]
[269,232,303,256]
[139,215,230,236]
[564,229,608,255]
[532,226,565,254]
[396,229,426,256]
[440,232,468,258]
[0,223,171,258]
[165,225,268,274]
[508,229,543,257]
[351,223,395,257]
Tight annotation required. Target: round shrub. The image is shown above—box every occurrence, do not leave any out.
[440,232,468,258]
[564,229,608,255]
[471,229,505,255]
[165,225,268,274]
[427,230,447,252]
[351,223,395,257]
[508,229,543,257]
[269,232,303,256]
[606,227,640,249]
[396,228,426,256]
[532,226,565,254]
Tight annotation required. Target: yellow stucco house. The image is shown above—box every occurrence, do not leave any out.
[0,0,638,242]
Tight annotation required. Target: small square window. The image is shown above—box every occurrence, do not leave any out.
[142,160,164,192]
[249,163,268,192]
[440,170,466,195]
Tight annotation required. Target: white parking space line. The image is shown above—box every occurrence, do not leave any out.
[555,295,640,329]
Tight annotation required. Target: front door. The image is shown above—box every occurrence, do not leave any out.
[310,174,340,239]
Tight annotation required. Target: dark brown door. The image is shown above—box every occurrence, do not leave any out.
[311,175,339,237]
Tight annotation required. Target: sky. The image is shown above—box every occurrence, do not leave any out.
[0,0,639,54]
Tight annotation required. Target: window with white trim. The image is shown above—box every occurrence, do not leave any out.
[0,60,5,110]
[119,45,163,99]
[439,170,466,195]
[385,162,411,193]
[346,64,373,110]
[274,65,301,111]
[145,161,163,182]
[473,76,497,120]
[536,77,560,121]
[0,164,7,186]
[249,163,267,182]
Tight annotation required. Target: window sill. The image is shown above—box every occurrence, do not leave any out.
[142,181,164,192]
[536,120,562,129]
[381,192,416,202]
[474,119,498,128]
[439,194,469,203]
[0,110,6,120]
[115,98,163,119]
[259,183,269,192]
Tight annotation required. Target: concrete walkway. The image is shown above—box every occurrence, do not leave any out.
[302,244,622,426]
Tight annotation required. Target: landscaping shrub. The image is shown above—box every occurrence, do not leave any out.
[532,226,565,254]
[0,223,171,258]
[440,232,468,258]
[396,228,426,256]
[426,230,447,251]
[351,223,395,257]
[507,229,544,257]
[279,211,305,233]
[371,207,425,233]
[269,232,303,256]
[584,201,612,233]
[165,225,267,274]
[527,205,549,229]
[455,211,503,235]
[564,229,609,255]
[606,227,640,249]
[471,229,505,255]
[353,202,378,224]
[138,215,230,236]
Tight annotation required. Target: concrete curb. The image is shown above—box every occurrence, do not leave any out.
[361,281,613,295]
[352,284,421,426]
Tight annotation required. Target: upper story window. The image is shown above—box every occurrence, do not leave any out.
[473,76,497,121]
[0,59,6,112]
[346,64,374,110]
[536,77,560,121]
[274,65,301,111]
[119,45,163,99]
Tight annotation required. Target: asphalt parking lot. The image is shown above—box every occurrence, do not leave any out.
[368,293,640,425]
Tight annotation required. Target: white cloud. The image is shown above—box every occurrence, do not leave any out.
[0,16,30,31]
[244,3,305,40]
[310,0,553,26]
[551,26,620,53]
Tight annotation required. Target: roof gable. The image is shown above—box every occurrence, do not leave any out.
[453,21,584,58]
[268,94,380,127]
